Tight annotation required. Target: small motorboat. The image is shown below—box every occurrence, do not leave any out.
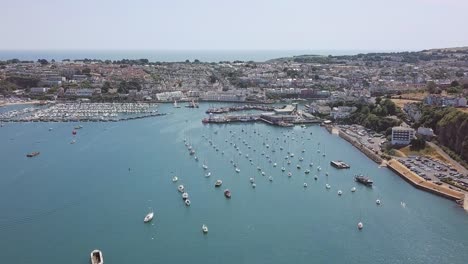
[296,164,301,169]
[90,249,103,264]
[309,163,313,167]
[172,176,178,182]
[249,178,255,183]
[72,130,77,135]
[185,199,191,206]
[338,190,342,196]
[252,183,256,188]
[182,192,189,200]
[235,168,240,173]
[224,189,231,198]
[178,185,185,193]
[261,171,265,176]
[351,187,356,192]
[281,167,286,172]
[288,172,292,177]
[144,211,154,223]
[314,175,318,180]
[268,176,273,182]
[205,172,211,177]
[304,169,310,174]
[325,184,331,189]
[215,180,222,187]
[304,183,308,188]
[273,163,277,167]
[202,224,208,233]
[376,199,381,205]
[26,151,40,158]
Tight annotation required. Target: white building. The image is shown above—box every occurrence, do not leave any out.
[417,127,435,137]
[156,91,183,101]
[30,87,49,94]
[391,126,415,145]
[330,106,357,119]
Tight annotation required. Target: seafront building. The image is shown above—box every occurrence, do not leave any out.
[391,126,415,145]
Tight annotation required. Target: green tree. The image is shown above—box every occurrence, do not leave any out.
[450,80,460,87]
[375,96,382,105]
[82,67,91,76]
[426,81,436,94]
[410,138,426,151]
[102,81,112,93]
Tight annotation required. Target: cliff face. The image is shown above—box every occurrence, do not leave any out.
[436,109,468,162]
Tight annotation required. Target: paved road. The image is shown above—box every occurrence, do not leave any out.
[427,142,468,175]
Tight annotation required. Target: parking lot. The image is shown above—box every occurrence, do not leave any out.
[398,156,468,190]
[339,124,386,155]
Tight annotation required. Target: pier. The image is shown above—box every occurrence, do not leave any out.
[206,105,275,114]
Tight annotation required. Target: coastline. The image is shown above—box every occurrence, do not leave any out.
[387,159,465,203]
[326,125,466,209]
[0,100,42,107]
[326,125,382,164]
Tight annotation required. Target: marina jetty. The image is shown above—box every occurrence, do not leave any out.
[206,105,275,114]
[0,103,164,122]
[387,159,465,204]
[330,160,350,169]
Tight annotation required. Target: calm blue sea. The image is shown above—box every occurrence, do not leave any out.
[0,103,467,264]
[0,50,384,63]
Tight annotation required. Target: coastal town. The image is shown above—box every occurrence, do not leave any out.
[1,48,468,208]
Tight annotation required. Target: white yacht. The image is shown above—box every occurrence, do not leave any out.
[202,224,208,233]
[357,222,363,230]
[182,192,189,200]
[249,178,255,183]
[178,185,185,193]
[202,163,208,170]
[144,211,154,223]
[325,184,331,189]
[376,199,381,205]
[215,180,223,187]
[338,190,342,196]
[205,172,211,177]
[185,199,191,206]
[235,168,240,173]
[172,176,178,182]
[351,187,356,192]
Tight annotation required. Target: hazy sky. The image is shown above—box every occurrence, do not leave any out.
[1,0,467,51]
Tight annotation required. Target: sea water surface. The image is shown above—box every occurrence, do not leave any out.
[0,103,467,264]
